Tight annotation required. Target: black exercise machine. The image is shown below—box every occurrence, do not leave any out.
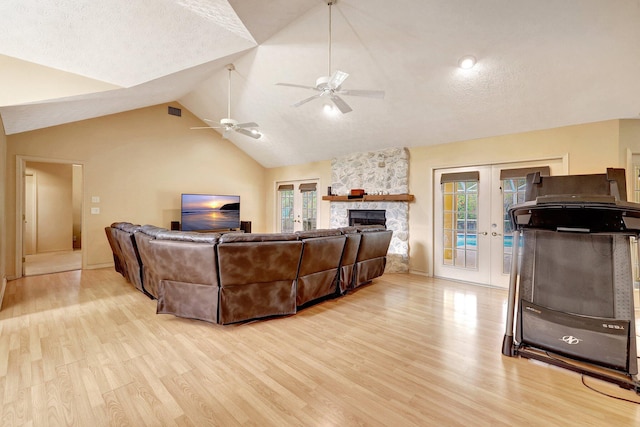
[502,168,640,392]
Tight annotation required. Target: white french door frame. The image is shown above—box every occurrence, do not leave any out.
[433,156,568,288]
[275,179,319,233]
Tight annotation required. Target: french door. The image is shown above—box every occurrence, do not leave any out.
[434,159,564,287]
[277,180,318,233]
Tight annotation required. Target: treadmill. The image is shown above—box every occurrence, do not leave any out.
[502,168,640,392]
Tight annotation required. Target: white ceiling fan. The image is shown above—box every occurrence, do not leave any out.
[191,64,261,139]
[276,0,385,114]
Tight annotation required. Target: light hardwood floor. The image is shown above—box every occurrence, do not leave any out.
[1,269,640,426]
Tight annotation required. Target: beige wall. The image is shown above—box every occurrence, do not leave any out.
[5,103,266,277]
[26,161,73,253]
[267,119,637,276]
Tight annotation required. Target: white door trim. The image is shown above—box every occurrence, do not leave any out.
[15,155,85,279]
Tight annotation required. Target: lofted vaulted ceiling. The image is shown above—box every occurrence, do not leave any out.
[2,0,640,168]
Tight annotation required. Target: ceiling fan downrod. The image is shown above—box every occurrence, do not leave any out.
[226,63,235,119]
[328,1,333,77]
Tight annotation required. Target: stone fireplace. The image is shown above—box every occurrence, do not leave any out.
[329,147,410,273]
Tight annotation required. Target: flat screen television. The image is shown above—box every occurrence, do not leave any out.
[180,194,240,231]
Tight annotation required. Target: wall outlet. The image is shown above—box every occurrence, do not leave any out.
[91,196,100,203]
[90,207,100,214]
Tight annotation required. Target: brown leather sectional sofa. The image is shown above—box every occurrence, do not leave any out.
[105,222,393,324]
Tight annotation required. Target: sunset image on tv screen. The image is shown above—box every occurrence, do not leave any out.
[181,194,240,231]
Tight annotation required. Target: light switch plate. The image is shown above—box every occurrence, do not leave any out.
[91,196,100,203]
[90,207,100,214]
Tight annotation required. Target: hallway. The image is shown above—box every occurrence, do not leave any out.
[23,250,81,276]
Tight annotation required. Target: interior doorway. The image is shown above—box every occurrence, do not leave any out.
[17,158,83,277]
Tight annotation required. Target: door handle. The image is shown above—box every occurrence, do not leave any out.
[479,231,488,236]
[492,232,502,237]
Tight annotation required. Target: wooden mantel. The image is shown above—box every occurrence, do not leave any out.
[322,194,414,202]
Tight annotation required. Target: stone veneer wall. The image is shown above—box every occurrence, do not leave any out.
[330,147,409,273]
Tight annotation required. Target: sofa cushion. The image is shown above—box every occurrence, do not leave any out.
[112,222,142,233]
[141,224,168,237]
[155,230,219,243]
[219,232,297,243]
[338,226,358,234]
[295,229,342,239]
[356,225,387,233]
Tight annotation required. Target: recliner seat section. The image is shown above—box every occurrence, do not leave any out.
[134,224,169,298]
[353,226,393,289]
[336,226,362,293]
[295,229,347,307]
[105,223,393,324]
[104,226,125,277]
[111,222,145,293]
[146,230,220,323]
[216,233,303,324]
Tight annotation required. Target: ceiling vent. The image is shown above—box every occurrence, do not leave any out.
[168,106,182,117]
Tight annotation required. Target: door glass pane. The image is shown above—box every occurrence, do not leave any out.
[442,179,478,269]
[502,177,527,273]
[280,189,294,232]
[301,189,317,231]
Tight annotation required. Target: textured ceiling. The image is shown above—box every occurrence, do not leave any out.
[1,0,640,167]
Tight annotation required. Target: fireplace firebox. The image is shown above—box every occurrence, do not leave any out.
[348,209,386,227]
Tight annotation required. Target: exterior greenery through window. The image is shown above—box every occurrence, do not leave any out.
[280,188,294,232]
[501,177,526,273]
[442,180,478,269]
[301,190,317,230]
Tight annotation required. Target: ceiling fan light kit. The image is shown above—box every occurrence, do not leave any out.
[276,0,384,114]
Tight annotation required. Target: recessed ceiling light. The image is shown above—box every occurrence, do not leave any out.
[458,55,476,69]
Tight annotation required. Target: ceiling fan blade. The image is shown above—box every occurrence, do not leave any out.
[328,70,349,89]
[276,82,319,91]
[236,128,261,139]
[235,122,259,129]
[195,119,224,129]
[293,94,321,107]
[190,126,215,130]
[338,89,385,99]
[330,94,353,114]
